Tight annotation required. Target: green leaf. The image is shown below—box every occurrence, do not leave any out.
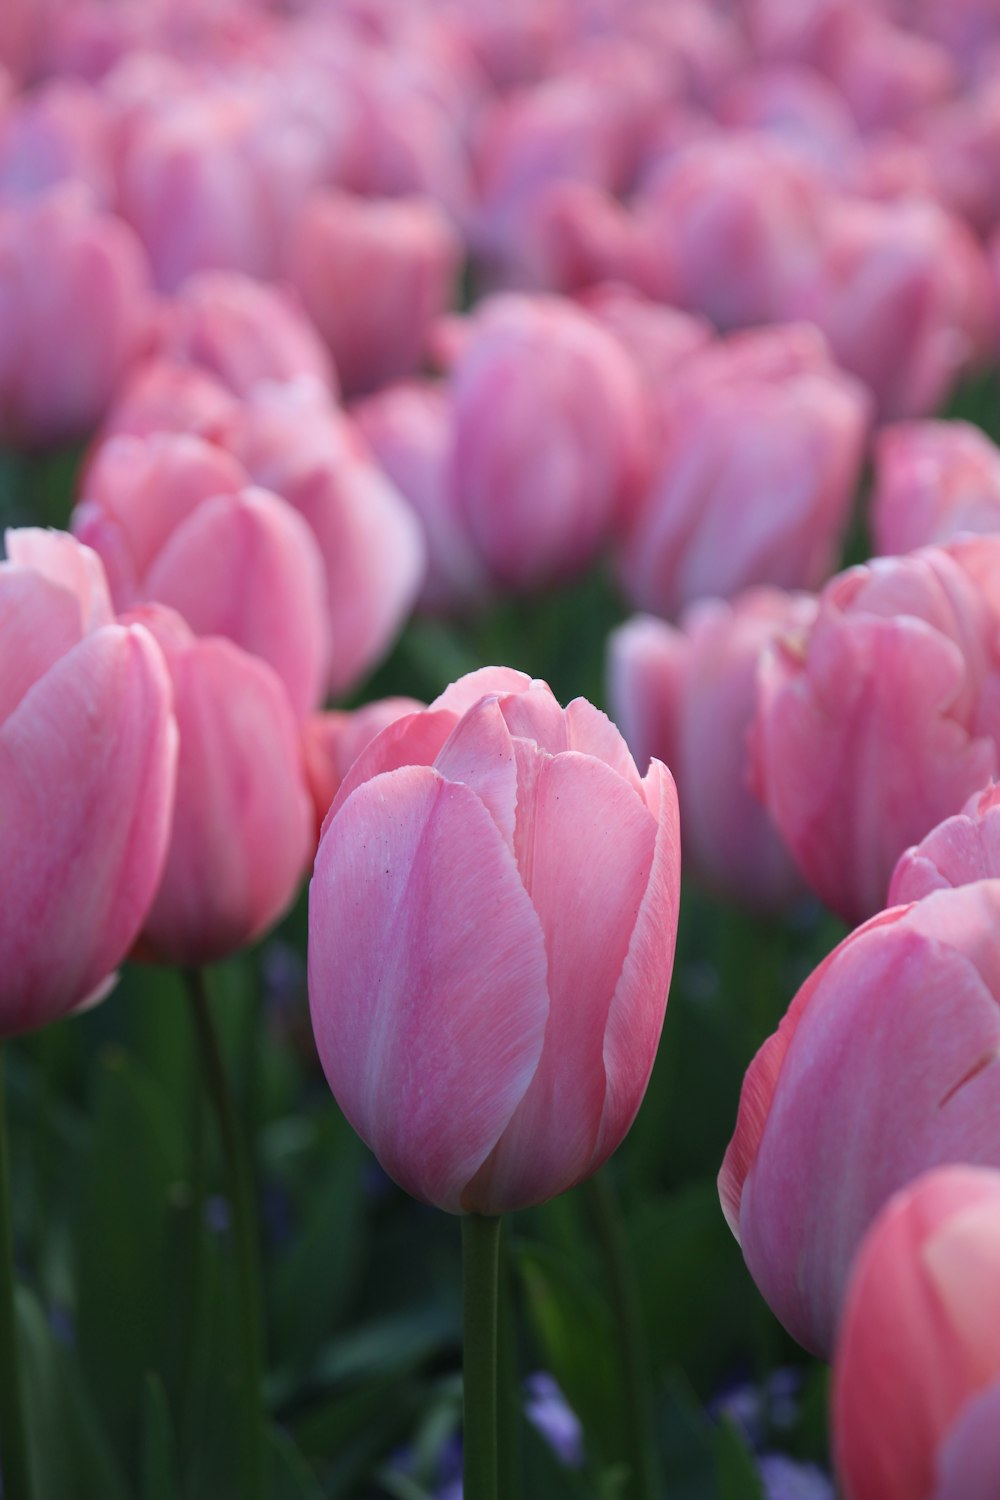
[141,1374,177,1500]
[268,1427,325,1500]
[717,1419,766,1500]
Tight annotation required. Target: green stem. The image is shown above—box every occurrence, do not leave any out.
[462,1213,502,1500]
[185,970,266,1500]
[0,1050,33,1500]
[496,1221,520,1498]
[587,1169,659,1500]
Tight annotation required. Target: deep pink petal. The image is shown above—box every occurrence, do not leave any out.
[309,767,549,1213]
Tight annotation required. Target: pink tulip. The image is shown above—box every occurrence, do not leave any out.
[637,135,827,329]
[752,540,1000,924]
[827,15,956,133]
[74,432,331,718]
[788,196,995,421]
[287,189,461,398]
[0,186,154,447]
[224,379,425,694]
[617,325,869,619]
[890,782,1000,903]
[608,592,812,912]
[156,270,337,400]
[353,379,487,613]
[918,83,1000,236]
[309,667,680,1213]
[484,180,659,296]
[577,283,712,396]
[718,65,859,175]
[302,696,423,834]
[447,293,648,590]
[834,1165,1000,1500]
[133,605,312,967]
[719,879,1000,1359]
[872,421,1000,557]
[0,528,176,1034]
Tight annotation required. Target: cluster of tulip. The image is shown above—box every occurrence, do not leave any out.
[6,0,1000,1497]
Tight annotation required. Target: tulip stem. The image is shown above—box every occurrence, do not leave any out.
[0,1049,33,1500]
[587,1169,659,1500]
[185,970,266,1500]
[462,1213,503,1500]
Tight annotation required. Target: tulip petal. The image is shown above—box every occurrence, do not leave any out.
[932,1378,1000,1500]
[323,707,458,836]
[5,526,114,631]
[0,566,82,726]
[464,752,657,1212]
[590,758,681,1170]
[565,696,644,794]
[431,666,533,715]
[0,623,176,1034]
[309,767,549,1212]
[434,696,518,852]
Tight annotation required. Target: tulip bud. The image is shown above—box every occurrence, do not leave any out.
[719,879,1000,1359]
[309,667,680,1214]
[0,529,177,1033]
[834,1165,1000,1500]
[872,421,1000,558]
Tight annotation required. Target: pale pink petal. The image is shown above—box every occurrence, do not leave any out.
[309,767,549,1212]
[464,752,657,1212]
[590,757,681,1170]
[606,614,685,778]
[324,707,459,836]
[5,526,113,632]
[434,696,518,852]
[498,681,569,754]
[144,487,331,720]
[431,665,533,714]
[0,623,176,1035]
[565,695,644,795]
[0,566,82,726]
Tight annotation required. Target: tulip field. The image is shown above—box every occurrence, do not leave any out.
[7,1,1000,1498]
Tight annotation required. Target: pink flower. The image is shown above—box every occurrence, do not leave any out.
[608,591,812,912]
[890,781,1000,903]
[0,186,154,446]
[834,1165,1000,1500]
[96,357,239,447]
[224,380,425,695]
[752,541,1000,924]
[446,293,648,590]
[617,325,869,619]
[156,270,336,400]
[872,421,1000,557]
[0,528,176,1033]
[309,667,680,1214]
[74,433,331,720]
[287,189,460,398]
[133,605,312,967]
[0,80,114,207]
[787,196,995,420]
[719,879,1000,1359]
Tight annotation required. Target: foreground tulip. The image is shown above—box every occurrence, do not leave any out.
[753,541,1000,924]
[0,528,176,1033]
[133,606,312,967]
[309,666,680,1215]
[834,1165,1000,1500]
[719,879,1000,1359]
[609,592,811,912]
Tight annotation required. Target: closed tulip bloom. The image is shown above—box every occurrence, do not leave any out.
[97,357,240,447]
[753,541,1000,924]
[287,189,461,398]
[873,422,1000,557]
[224,379,425,695]
[637,135,826,330]
[834,1165,1000,1500]
[719,880,1000,1360]
[74,433,331,719]
[890,782,1000,904]
[0,186,154,446]
[577,284,712,396]
[309,667,680,1214]
[448,294,648,591]
[0,80,114,207]
[134,606,312,967]
[788,197,995,421]
[608,592,811,912]
[156,270,337,400]
[302,696,423,835]
[0,528,177,1034]
[617,325,869,620]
